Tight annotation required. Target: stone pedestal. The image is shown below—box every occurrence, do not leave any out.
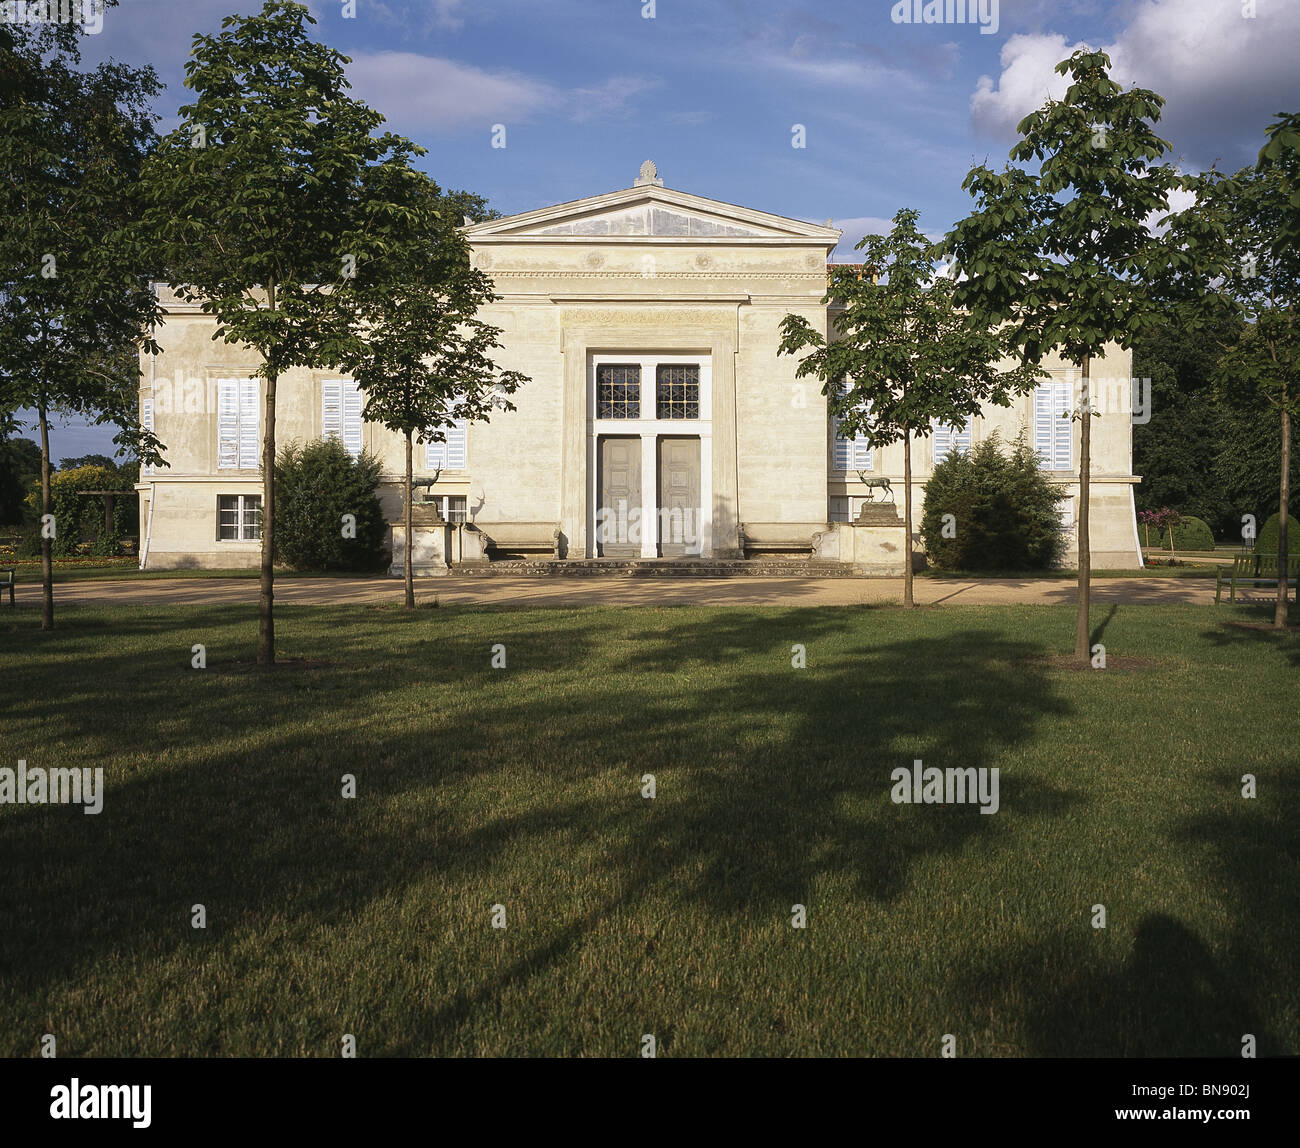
[851,502,909,576]
[458,524,490,564]
[388,504,450,577]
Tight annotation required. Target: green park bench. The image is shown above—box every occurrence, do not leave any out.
[1215,553,1300,604]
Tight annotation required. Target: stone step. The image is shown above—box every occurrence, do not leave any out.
[447,558,861,578]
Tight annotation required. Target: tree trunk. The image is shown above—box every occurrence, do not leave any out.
[1276,403,1290,629]
[404,430,415,609]
[37,404,54,631]
[903,426,914,608]
[257,282,278,667]
[1074,356,1092,663]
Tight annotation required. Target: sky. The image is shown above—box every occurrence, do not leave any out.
[19,0,1300,461]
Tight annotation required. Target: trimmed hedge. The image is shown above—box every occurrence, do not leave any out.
[1143,514,1216,552]
[920,430,1068,571]
[1255,512,1295,555]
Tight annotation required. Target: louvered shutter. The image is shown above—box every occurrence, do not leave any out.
[141,398,154,475]
[444,420,467,469]
[833,419,851,470]
[933,419,971,467]
[342,382,363,458]
[833,386,873,471]
[217,380,239,469]
[1034,381,1073,470]
[932,420,952,466]
[1053,380,1072,470]
[238,379,259,469]
[425,395,468,470]
[321,380,342,442]
[1033,385,1053,467]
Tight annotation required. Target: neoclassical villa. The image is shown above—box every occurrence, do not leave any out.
[135,163,1144,572]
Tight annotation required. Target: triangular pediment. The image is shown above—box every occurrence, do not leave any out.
[463,184,841,244]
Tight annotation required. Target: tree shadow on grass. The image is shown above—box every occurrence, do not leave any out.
[414,620,1081,1046]
[1198,609,1300,668]
[1,605,1082,1054]
[943,765,1298,1057]
[948,913,1273,1057]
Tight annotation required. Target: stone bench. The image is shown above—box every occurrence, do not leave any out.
[473,522,562,560]
[739,522,826,558]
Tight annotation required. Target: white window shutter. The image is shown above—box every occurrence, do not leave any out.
[932,419,952,466]
[426,394,467,470]
[1035,380,1073,470]
[445,421,467,469]
[1034,385,1055,469]
[342,382,363,459]
[1054,380,1072,470]
[832,418,851,470]
[426,428,467,471]
[321,380,342,442]
[933,418,971,468]
[953,421,971,455]
[833,385,873,471]
[141,398,154,475]
[238,379,259,469]
[217,380,239,470]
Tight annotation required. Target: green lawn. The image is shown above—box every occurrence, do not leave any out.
[1,558,369,583]
[919,564,1219,579]
[1,601,1296,1057]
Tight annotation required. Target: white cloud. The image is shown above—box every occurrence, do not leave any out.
[828,216,895,260]
[970,32,1082,138]
[345,53,556,131]
[1142,180,1198,237]
[969,0,1300,168]
[570,75,661,123]
[346,53,657,134]
[432,0,466,30]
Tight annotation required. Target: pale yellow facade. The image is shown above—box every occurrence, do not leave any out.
[135,170,1143,571]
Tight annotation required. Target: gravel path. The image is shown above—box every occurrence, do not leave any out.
[10,574,1252,609]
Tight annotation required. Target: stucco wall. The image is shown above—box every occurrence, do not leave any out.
[135,184,1141,570]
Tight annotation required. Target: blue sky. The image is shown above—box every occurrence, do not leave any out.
[22,0,1300,460]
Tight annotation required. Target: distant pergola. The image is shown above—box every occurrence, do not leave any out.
[74,490,124,536]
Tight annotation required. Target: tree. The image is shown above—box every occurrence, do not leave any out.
[0,436,42,526]
[1215,397,1300,536]
[1259,111,1300,246]
[58,453,117,472]
[943,49,1202,662]
[1199,162,1300,626]
[0,1,164,628]
[1132,313,1244,536]
[335,162,527,607]
[779,209,1042,606]
[142,0,420,663]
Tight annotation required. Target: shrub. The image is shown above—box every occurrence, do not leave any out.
[1167,515,1216,552]
[1255,512,1295,555]
[921,430,1068,571]
[22,464,136,556]
[273,438,387,572]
